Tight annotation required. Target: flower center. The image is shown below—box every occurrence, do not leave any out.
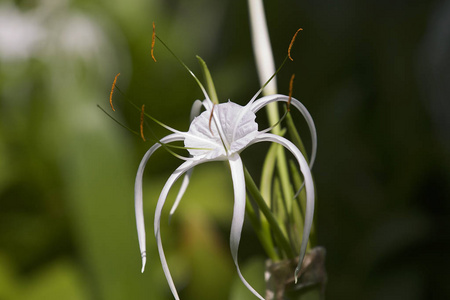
[184,101,258,159]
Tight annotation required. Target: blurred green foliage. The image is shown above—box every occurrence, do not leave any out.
[0,0,449,299]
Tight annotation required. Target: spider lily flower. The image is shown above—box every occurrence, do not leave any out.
[134,76,316,299]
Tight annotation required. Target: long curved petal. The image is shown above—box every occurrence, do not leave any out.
[228,154,265,300]
[169,100,204,221]
[249,133,315,283]
[168,165,193,222]
[135,133,185,273]
[154,158,215,300]
[251,94,317,168]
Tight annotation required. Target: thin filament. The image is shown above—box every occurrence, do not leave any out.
[155,36,211,103]
[113,84,181,134]
[97,104,139,136]
[260,109,288,134]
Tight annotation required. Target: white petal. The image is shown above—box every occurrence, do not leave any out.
[135,133,185,273]
[228,154,265,300]
[249,133,315,283]
[168,100,204,221]
[217,101,258,152]
[223,102,259,153]
[168,167,193,222]
[201,98,214,111]
[251,94,317,168]
[185,101,259,158]
[190,99,204,122]
[154,158,216,300]
[201,100,232,150]
[185,109,223,156]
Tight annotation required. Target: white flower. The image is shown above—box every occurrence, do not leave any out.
[135,89,316,300]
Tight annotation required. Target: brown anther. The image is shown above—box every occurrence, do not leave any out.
[110,73,120,111]
[288,28,303,61]
[140,104,146,141]
[208,104,216,135]
[288,74,295,112]
[151,22,157,62]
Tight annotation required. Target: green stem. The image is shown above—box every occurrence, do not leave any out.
[245,196,279,261]
[244,166,295,259]
[260,135,282,205]
[275,145,294,215]
[289,160,316,248]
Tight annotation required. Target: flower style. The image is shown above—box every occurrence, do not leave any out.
[134,80,316,299]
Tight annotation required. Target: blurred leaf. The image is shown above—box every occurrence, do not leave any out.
[0,254,19,299]
[228,257,265,300]
[20,260,87,300]
[178,212,234,300]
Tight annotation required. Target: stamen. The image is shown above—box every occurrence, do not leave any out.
[288,74,295,112]
[110,73,120,111]
[208,104,216,135]
[288,28,303,61]
[151,22,157,62]
[140,104,146,141]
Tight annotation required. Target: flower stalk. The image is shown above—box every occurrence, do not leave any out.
[247,0,325,298]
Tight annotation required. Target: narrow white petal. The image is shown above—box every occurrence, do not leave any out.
[135,133,185,273]
[249,133,315,283]
[228,154,265,300]
[201,98,213,111]
[190,99,204,122]
[167,100,204,222]
[154,159,214,300]
[168,167,193,222]
[251,94,317,168]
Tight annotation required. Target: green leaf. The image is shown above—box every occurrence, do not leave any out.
[286,112,309,163]
[196,56,219,104]
[244,167,295,259]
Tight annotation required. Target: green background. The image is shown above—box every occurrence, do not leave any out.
[0,0,448,299]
